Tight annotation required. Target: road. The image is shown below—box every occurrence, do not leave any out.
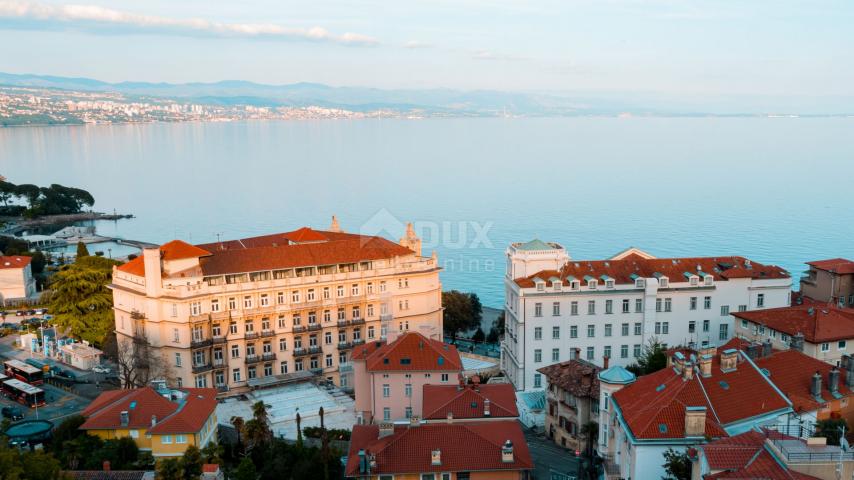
[524,425,582,480]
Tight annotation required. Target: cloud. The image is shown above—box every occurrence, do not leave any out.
[0,0,379,46]
[403,40,432,49]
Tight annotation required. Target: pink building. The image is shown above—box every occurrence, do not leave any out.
[353,331,462,424]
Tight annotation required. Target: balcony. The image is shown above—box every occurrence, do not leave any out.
[192,363,213,374]
[216,385,229,393]
[309,368,323,375]
[293,347,309,357]
[308,346,323,355]
[338,341,353,350]
[293,325,307,333]
[336,320,351,327]
[244,332,259,340]
[246,353,277,364]
[339,362,353,373]
[191,338,213,349]
[212,336,227,345]
[352,339,365,346]
[260,330,276,338]
[351,318,366,326]
[307,323,322,332]
[212,359,228,369]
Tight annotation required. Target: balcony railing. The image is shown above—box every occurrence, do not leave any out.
[192,363,213,374]
[213,359,227,369]
[212,336,227,345]
[191,338,213,349]
[337,320,350,327]
[244,332,259,340]
[216,385,229,393]
[293,347,309,357]
[260,330,276,337]
[310,368,323,375]
[352,339,365,346]
[338,341,353,350]
[351,318,366,326]
[307,323,322,331]
[245,353,276,364]
[308,346,323,355]
[339,362,353,373]
[293,325,307,333]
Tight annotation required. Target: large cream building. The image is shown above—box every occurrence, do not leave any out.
[110,220,443,393]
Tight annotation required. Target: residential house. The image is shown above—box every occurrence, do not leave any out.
[352,331,462,424]
[537,355,600,452]
[800,258,854,307]
[422,380,518,423]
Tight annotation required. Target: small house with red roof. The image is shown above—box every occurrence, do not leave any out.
[801,258,854,307]
[0,255,36,302]
[421,381,518,423]
[80,385,218,458]
[345,418,532,479]
[352,331,462,424]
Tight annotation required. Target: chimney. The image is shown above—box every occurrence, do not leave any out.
[682,361,694,381]
[746,343,760,359]
[378,423,394,439]
[120,411,129,427]
[684,406,707,437]
[484,399,491,417]
[672,352,685,374]
[102,461,111,472]
[699,354,712,377]
[762,339,772,357]
[790,333,805,352]
[501,440,514,463]
[830,367,840,395]
[358,449,367,474]
[811,371,823,400]
[603,356,610,369]
[699,344,717,358]
[409,416,421,428]
[151,415,157,427]
[446,411,453,424]
[720,349,738,372]
[142,246,163,298]
[329,215,342,233]
[431,449,441,466]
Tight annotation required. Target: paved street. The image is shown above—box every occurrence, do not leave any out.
[524,425,582,480]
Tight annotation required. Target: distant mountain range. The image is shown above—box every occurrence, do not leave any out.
[1,72,851,116]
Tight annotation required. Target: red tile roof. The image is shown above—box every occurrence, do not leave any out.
[732,304,854,343]
[0,255,32,270]
[345,421,532,476]
[352,332,462,373]
[754,349,854,414]
[807,258,854,275]
[700,430,820,480]
[536,359,600,398]
[422,383,518,420]
[515,255,788,288]
[80,387,217,434]
[612,351,790,440]
[117,227,416,278]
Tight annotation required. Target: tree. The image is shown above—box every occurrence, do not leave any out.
[627,338,668,376]
[48,262,114,346]
[815,418,848,446]
[486,311,505,343]
[200,442,224,465]
[0,442,24,480]
[115,328,172,389]
[661,448,691,480]
[156,458,183,480]
[179,445,204,480]
[21,449,64,480]
[442,290,483,341]
[0,180,17,207]
[580,421,599,458]
[76,241,89,258]
[231,415,247,456]
[234,456,257,480]
[472,327,485,343]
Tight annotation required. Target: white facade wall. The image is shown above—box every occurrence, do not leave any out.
[0,263,35,302]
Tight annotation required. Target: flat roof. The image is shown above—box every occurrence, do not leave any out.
[4,359,41,374]
[4,378,44,394]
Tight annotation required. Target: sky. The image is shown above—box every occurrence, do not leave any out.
[0,0,852,96]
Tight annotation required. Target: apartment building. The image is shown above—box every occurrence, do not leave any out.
[501,241,791,390]
[800,258,854,307]
[110,222,442,393]
[537,357,600,453]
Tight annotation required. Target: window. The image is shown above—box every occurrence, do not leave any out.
[822,343,830,352]
[553,302,560,316]
[840,341,848,350]
[406,407,413,419]
[570,326,578,338]
[162,435,172,444]
[280,361,288,374]
[243,296,253,308]
[211,299,220,312]
[660,277,669,288]
[721,305,730,316]
[260,294,270,307]
[635,278,645,288]
[291,291,300,303]
[405,384,412,397]
[587,325,595,338]
[534,373,542,388]
[571,301,579,316]
[662,322,669,334]
[383,408,391,421]
[656,298,662,312]
[655,322,661,334]
[689,321,696,333]
[380,281,387,292]
[690,276,699,286]
[277,292,285,304]
[231,345,240,358]
[325,332,332,345]
[757,294,765,308]
[703,319,710,332]
[552,326,560,339]
[588,300,596,315]
[621,345,628,358]
[635,299,643,313]
[337,285,344,297]
[351,284,360,296]
[738,305,748,312]
[441,373,449,382]
[633,344,641,357]
[552,348,559,362]
[664,298,672,312]
[534,349,542,363]
[690,297,697,310]
[171,304,177,317]
[605,300,613,314]
[741,319,749,329]
[383,384,390,397]
[604,345,612,358]
[606,279,615,289]
[228,297,237,310]
[232,368,241,382]
[622,299,630,313]
[634,323,642,335]
[368,326,375,339]
[704,296,712,310]
[534,303,543,317]
[604,324,612,337]
[719,324,728,340]
[173,328,179,343]
[588,279,598,289]
[586,346,594,360]
[534,327,542,340]
[621,323,629,336]
[175,353,182,367]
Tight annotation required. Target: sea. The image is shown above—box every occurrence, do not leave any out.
[2,117,853,307]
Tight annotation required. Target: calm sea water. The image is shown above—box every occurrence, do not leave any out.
[2,118,853,307]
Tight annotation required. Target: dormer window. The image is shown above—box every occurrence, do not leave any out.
[551,280,562,291]
[635,278,645,288]
[702,274,714,286]
[689,275,699,286]
[585,276,597,289]
[570,280,580,290]
[660,277,669,288]
[535,280,545,291]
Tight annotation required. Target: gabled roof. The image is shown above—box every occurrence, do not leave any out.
[422,383,518,420]
[80,387,217,434]
[732,304,854,343]
[612,351,790,441]
[282,227,329,243]
[345,421,532,476]
[754,349,854,414]
[807,258,854,275]
[159,240,212,261]
[537,359,600,398]
[352,332,461,373]
[515,255,788,288]
[700,430,821,480]
[0,255,32,270]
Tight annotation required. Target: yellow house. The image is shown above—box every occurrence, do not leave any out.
[80,385,218,458]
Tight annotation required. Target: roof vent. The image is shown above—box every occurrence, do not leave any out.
[719,381,730,390]
[120,411,129,427]
[656,384,666,392]
[501,440,514,463]
[431,449,441,466]
[658,423,667,433]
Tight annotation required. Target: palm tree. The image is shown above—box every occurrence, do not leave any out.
[231,416,246,455]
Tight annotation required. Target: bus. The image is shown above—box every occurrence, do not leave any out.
[2,378,46,408]
[4,359,44,385]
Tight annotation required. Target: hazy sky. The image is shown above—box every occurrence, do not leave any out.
[0,0,852,95]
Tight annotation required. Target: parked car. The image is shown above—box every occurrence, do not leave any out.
[58,369,78,381]
[1,406,23,421]
[92,365,111,374]
[34,308,47,315]
[15,311,24,316]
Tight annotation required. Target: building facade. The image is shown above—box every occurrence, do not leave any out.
[0,255,36,303]
[501,241,791,391]
[110,222,443,393]
[800,258,854,307]
[537,357,600,453]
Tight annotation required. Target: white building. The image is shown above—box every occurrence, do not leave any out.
[0,255,36,304]
[500,241,791,391]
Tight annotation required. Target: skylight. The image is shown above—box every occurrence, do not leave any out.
[719,381,730,390]
[659,424,667,433]
[656,384,666,392]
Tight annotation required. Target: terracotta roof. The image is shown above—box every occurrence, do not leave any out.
[345,421,532,476]
[422,383,518,420]
[732,304,854,343]
[807,258,854,275]
[515,255,788,288]
[66,472,150,480]
[201,465,220,474]
[0,255,32,269]
[701,430,821,480]
[754,349,854,414]
[352,332,462,373]
[80,387,217,434]
[117,227,416,278]
[536,359,600,398]
[612,351,790,441]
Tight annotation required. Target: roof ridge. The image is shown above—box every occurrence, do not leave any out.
[87,387,151,419]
